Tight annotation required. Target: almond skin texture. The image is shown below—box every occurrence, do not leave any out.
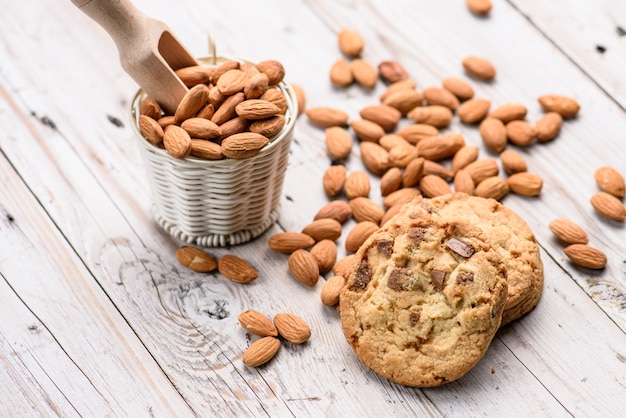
[345,170,371,199]
[216,69,248,95]
[451,145,479,175]
[238,310,278,337]
[594,166,625,197]
[590,192,626,221]
[383,187,422,209]
[306,107,349,128]
[163,125,192,159]
[500,149,528,175]
[464,158,499,184]
[563,244,607,269]
[314,200,352,223]
[338,28,365,57]
[402,157,425,187]
[332,254,356,277]
[301,218,343,242]
[350,119,385,143]
[479,118,507,152]
[462,56,496,80]
[176,246,217,272]
[419,174,453,197]
[379,134,410,151]
[323,165,347,196]
[174,84,210,123]
[396,124,438,145]
[360,104,402,132]
[288,249,320,286]
[330,58,354,87]
[506,120,536,147]
[457,98,491,124]
[442,77,475,101]
[378,60,409,84]
[310,239,337,274]
[235,99,281,120]
[139,114,164,146]
[538,94,580,119]
[221,132,269,159]
[217,255,259,283]
[416,133,465,161]
[190,139,224,160]
[345,221,379,253]
[466,0,492,15]
[407,105,453,128]
[379,79,416,101]
[181,117,222,139]
[506,172,543,196]
[388,144,418,168]
[488,103,528,123]
[474,176,509,200]
[244,72,269,99]
[424,86,460,110]
[268,232,315,254]
[250,115,286,138]
[175,65,213,87]
[535,112,563,143]
[349,197,385,224]
[242,336,281,367]
[256,60,286,85]
[453,170,475,195]
[325,127,353,160]
[360,142,390,176]
[383,90,425,116]
[351,59,378,88]
[321,275,346,307]
[380,167,403,196]
[548,219,589,245]
[273,313,311,344]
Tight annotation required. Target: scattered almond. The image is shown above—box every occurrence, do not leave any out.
[442,77,475,101]
[464,158,499,184]
[382,89,425,116]
[349,197,385,224]
[466,0,492,15]
[500,149,528,175]
[288,249,320,286]
[310,239,338,274]
[218,254,259,283]
[242,336,281,367]
[345,170,371,199]
[378,60,409,84]
[548,219,589,245]
[380,167,403,196]
[351,59,378,88]
[424,86,460,111]
[302,218,343,242]
[420,174,453,198]
[360,142,390,176]
[321,275,346,307]
[323,165,347,196]
[351,119,385,142]
[563,244,607,269]
[462,56,496,80]
[238,310,278,337]
[360,104,402,132]
[453,170,475,195]
[457,98,491,124]
[345,221,379,252]
[383,187,422,209]
[474,176,509,200]
[402,157,426,187]
[479,118,507,152]
[333,254,356,277]
[407,105,453,128]
[506,120,535,147]
[306,106,349,128]
[274,313,311,344]
[451,145,479,175]
[388,143,419,168]
[175,246,217,272]
[488,103,527,123]
[314,199,352,223]
[594,166,625,197]
[417,133,465,161]
[396,124,439,145]
[534,112,563,143]
[268,232,315,254]
[338,28,365,57]
[590,192,626,221]
[538,94,580,119]
[506,172,543,196]
[330,58,354,87]
[325,127,353,160]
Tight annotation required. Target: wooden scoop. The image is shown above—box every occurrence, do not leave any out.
[72,0,198,114]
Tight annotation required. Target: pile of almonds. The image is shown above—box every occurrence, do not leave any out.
[238,310,311,367]
[137,59,293,160]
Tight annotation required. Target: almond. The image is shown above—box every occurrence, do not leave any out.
[181,117,222,139]
[345,221,379,252]
[288,249,320,286]
[488,103,527,123]
[381,201,405,226]
[506,120,535,146]
[351,59,378,88]
[189,139,223,160]
[349,197,385,224]
[424,86,460,111]
[382,89,425,116]
[211,92,245,125]
[221,132,269,159]
[242,336,281,367]
[332,254,356,277]
[379,134,410,151]
[594,166,625,197]
[325,127,353,160]
[260,89,288,114]
[407,105,453,128]
[396,124,439,145]
[457,98,491,124]
[500,149,528,175]
[274,313,311,344]
[380,167,403,196]
[163,125,192,159]
[462,56,496,80]
[450,145,479,175]
[338,28,365,57]
[416,133,465,161]
[466,0,492,15]
[538,94,580,119]
[243,72,269,99]
[548,219,589,245]
[158,115,176,129]
[442,77,475,101]
[175,246,217,272]
[464,158,499,184]
[360,142,389,176]
[388,144,419,168]
[383,187,422,209]
[314,200,352,223]
[535,112,563,143]
[345,170,371,199]
[320,275,346,307]
[291,83,306,116]
[249,115,286,138]
[211,61,239,84]
[216,69,248,95]
[474,176,509,200]
[350,119,385,142]
[139,98,162,120]
[268,232,315,253]
[323,165,347,196]
[423,160,453,180]
[240,62,260,78]
[506,172,543,196]
[175,65,213,87]
[139,114,164,146]
[218,254,259,283]
[590,192,626,221]
[378,60,409,83]
[478,118,507,152]
[360,104,402,132]
[196,103,215,120]
[310,239,337,274]
[306,106,349,128]
[330,58,354,87]
[379,79,416,101]
[218,117,250,139]
[235,99,281,120]
[174,84,210,123]
[208,84,226,108]
[402,157,426,187]
[238,310,278,337]
[420,174,453,198]
[302,218,343,242]
[256,60,285,85]
[453,170,475,195]
[563,244,607,269]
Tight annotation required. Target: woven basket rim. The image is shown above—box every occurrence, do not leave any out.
[129,55,298,168]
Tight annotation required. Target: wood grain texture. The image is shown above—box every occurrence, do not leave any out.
[0,0,625,416]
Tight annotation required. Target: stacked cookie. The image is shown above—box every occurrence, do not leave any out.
[340,193,543,387]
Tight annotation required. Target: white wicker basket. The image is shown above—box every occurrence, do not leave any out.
[129,57,297,247]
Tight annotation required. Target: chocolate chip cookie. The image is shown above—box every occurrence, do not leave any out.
[406,193,544,325]
[340,214,508,387]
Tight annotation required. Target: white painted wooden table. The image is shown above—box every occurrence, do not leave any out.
[1,0,626,416]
